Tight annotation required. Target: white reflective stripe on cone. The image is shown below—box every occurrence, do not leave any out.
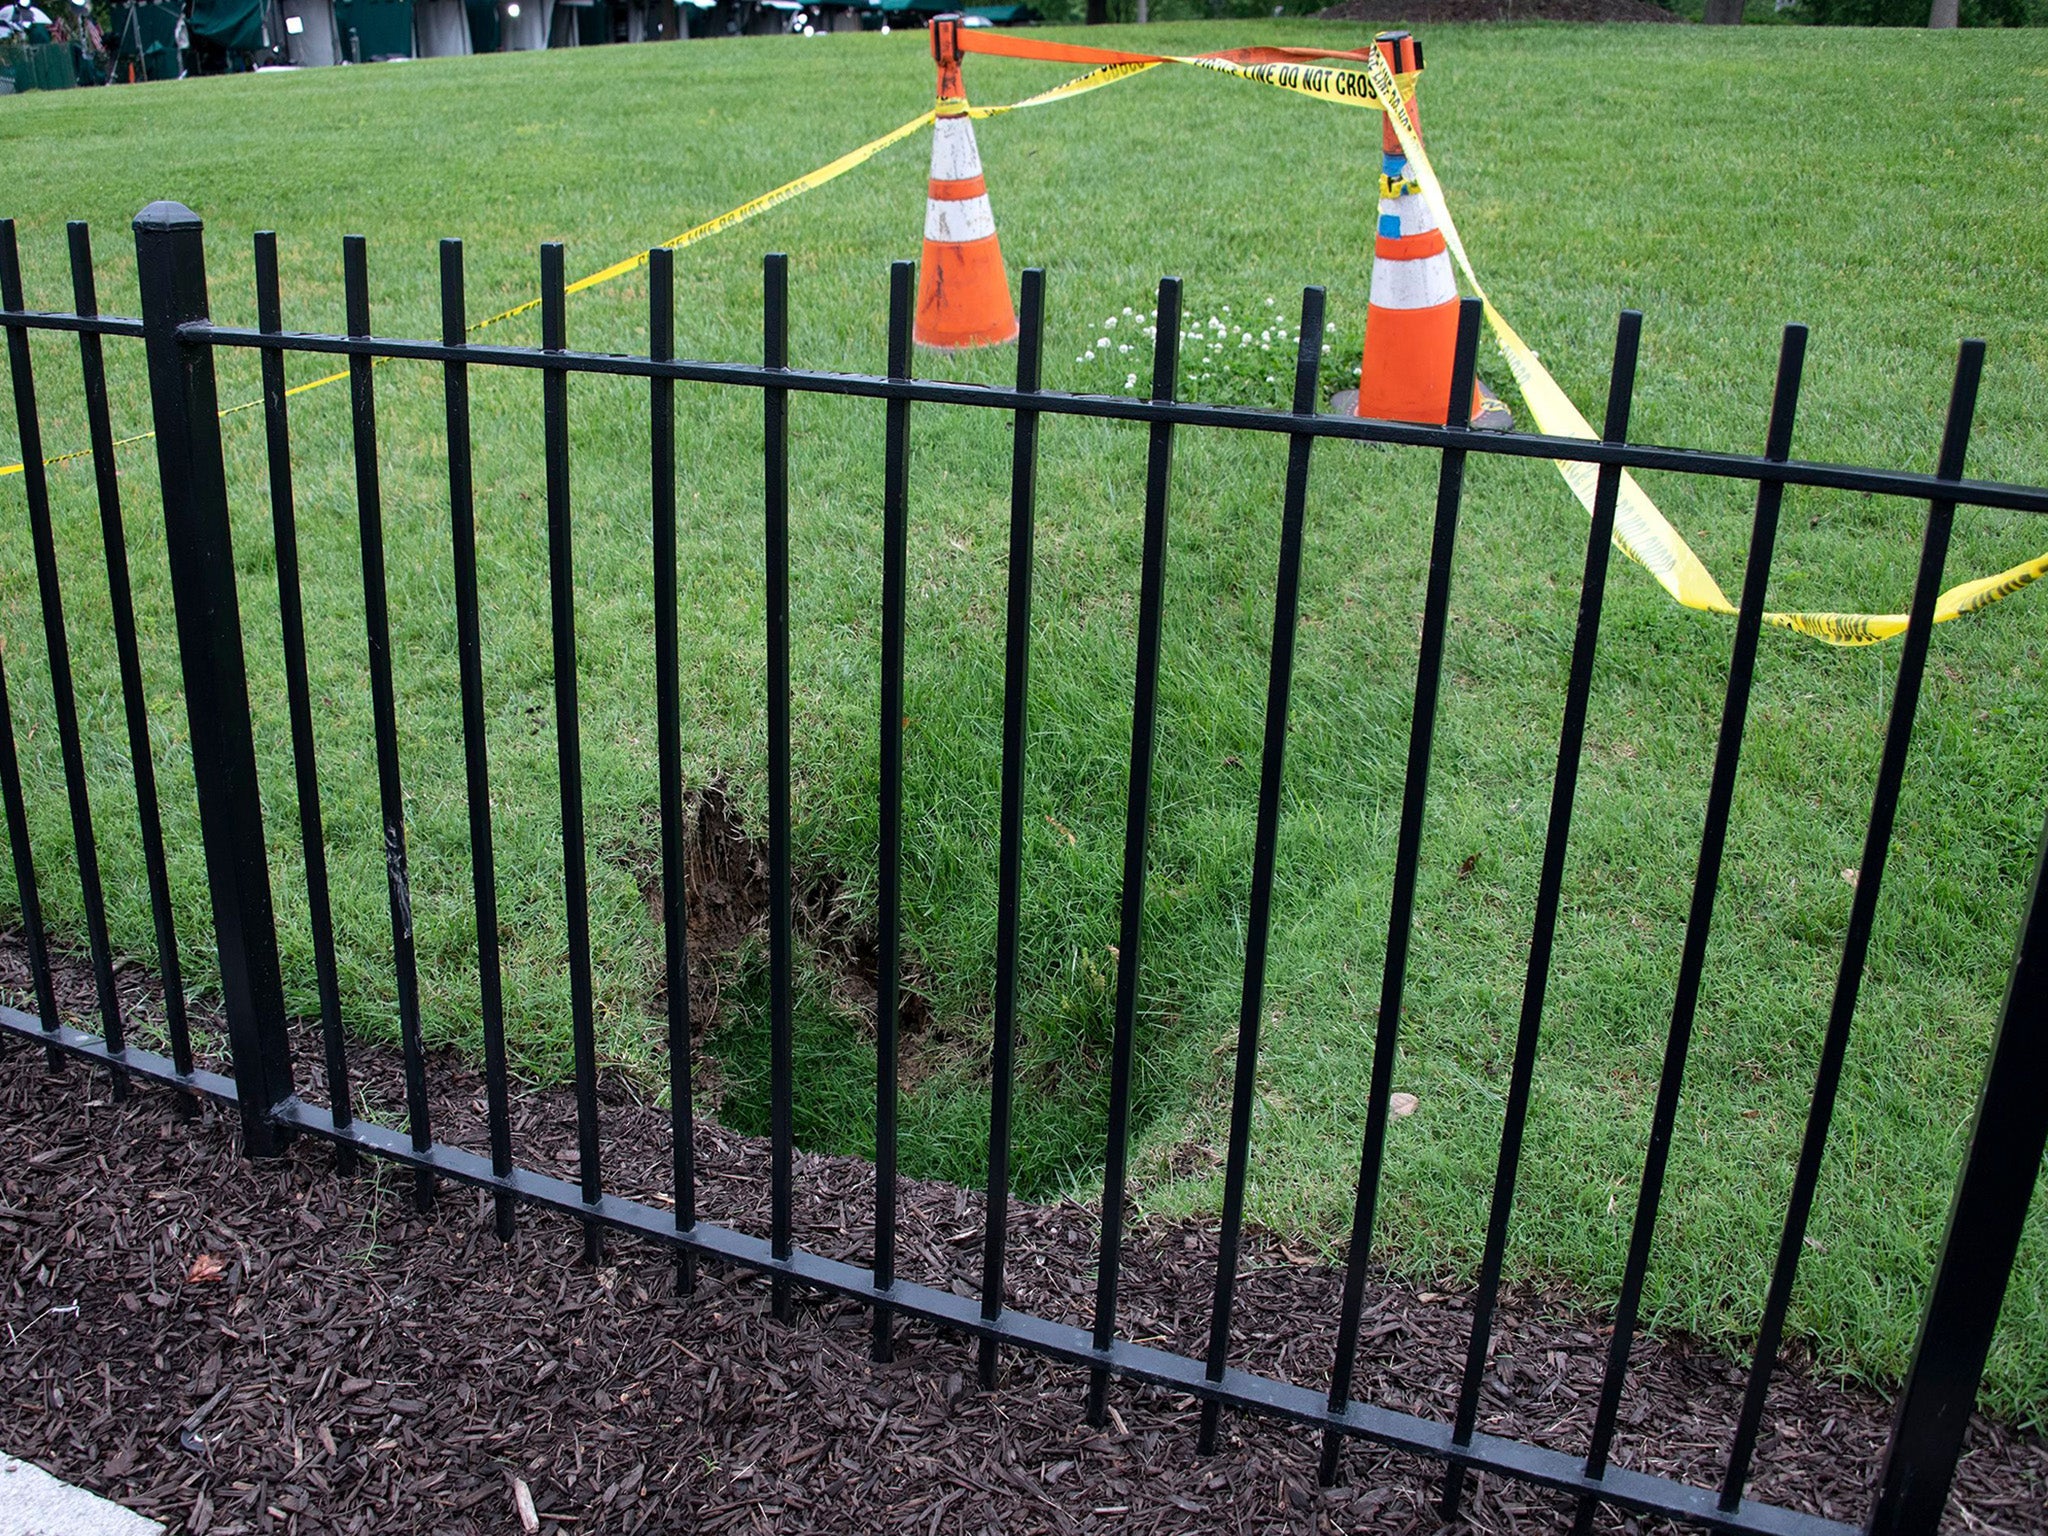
[929,117,985,182]
[1369,253,1459,311]
[1378,194,1438,239]
[925,194,998,244]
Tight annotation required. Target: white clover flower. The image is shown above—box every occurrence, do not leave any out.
[1119,344,1131,354]
[1123,306,1133,316]
[1125,373,1138,389]
[1265,296,1276,306]
[1083,350,1095,362]
[1105,316,1117,329]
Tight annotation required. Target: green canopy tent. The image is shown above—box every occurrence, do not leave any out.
[109,0,182,78]
[187,0,265,52]
[332,0,412,57]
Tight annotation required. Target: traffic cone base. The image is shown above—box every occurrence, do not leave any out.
[917,232,1019,350]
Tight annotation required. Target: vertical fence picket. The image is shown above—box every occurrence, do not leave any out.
[1675,323,1808,1511]
[1198,285,1328,1457]
[1358,311,1641,1491]
[255,230,355,1171]
[1086,274,1183,1428]
[540,242,604,1265]
[763,252,796,1322]
[0,646,62,1055]
[650,245,697,1295]
[1868,796,2048,1536]
[0,219,125,1094]
[345,235,435,1213]
[440,239,515,1241]
[0,225,73,1069]
[873,260,914,1364]
[1318,298,1484,1483]
[978,266,1047,1390]
[1569,324,1809,1530]
[1720,342,1985,1524]
[68,221,191,1093]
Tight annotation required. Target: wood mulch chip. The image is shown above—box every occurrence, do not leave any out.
[2,934,2043,1535]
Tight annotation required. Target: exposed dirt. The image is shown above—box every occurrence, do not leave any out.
[628,786,952,1088]
[1316,0,1685,23]
[3,934,2045,1535]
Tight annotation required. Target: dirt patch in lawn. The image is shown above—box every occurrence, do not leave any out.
[618,786,955,1090]
[1,933,2044,1535]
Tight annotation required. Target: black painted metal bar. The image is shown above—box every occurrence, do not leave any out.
[68,222,190,1090]
[539,243,603,1266]
[255,231,354,1170]
[650,245,697,1297]
[1199,285,1328,1458]
[0,647,63,1062]
[763,252,795,1323]
[978,266,1046,1391]
[0,220,125,1095]
[0,309,144,338]
[172,321,2048,519]
[1868,797,2048,1536]
[1378,312,1639,1495]
[133,200,294,1156]
[1086,274,1183,1428]
[1568,326,1810,1531]
[1319,298,1485,1486]
[439,239,514,1241]
[344,234,434,1213]
[1672,329,1815,1515]
[0,992,1857,1536]
[872,260,914,1364]
[1719,343,1985,1526]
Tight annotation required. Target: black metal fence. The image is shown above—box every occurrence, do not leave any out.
[3,200,2046,1536]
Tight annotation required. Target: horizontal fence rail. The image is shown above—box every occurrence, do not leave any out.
[1,202,2045,1536]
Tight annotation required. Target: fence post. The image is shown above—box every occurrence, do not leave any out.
[134,200,295,1155]
[1865,803,2048,1536]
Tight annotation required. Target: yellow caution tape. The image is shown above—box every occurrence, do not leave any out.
[966,60,1165,120]
[1183,55,1414,112]
[11,46,2032,647]
[953,32,1414,114]
[2,104,941,474]
[1,65,1142,481]
[1363,47,2045,646]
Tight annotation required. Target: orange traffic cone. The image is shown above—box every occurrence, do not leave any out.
[914,15,1019,351]
[1348,31,1508,428]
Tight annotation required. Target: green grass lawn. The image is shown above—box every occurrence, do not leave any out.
[2,22,2044,1421]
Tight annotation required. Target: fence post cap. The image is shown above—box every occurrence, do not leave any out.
[133,201,201,233]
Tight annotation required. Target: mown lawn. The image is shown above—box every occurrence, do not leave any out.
[1,22,2044,1420]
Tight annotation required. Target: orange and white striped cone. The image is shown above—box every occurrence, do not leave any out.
[914,15,1019,351]
[1339,31,1509,429]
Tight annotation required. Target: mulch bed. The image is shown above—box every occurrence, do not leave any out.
[2,934,2044,1536]
[1316,0,1685,23]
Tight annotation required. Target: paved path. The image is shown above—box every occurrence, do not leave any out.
[0,1455,164,1536]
